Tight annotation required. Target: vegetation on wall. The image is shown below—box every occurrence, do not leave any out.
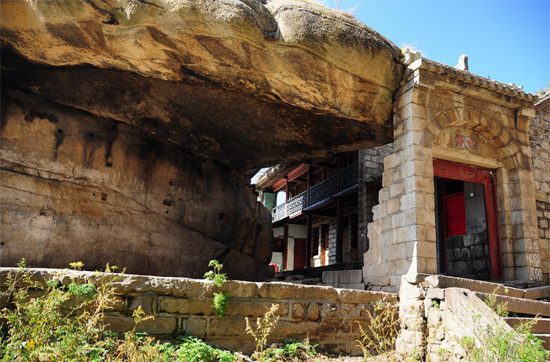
[459,293,549,362]
[203,260,230,318]
[0,261,325,361]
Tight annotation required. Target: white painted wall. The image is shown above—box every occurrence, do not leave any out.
[272,225,307,271]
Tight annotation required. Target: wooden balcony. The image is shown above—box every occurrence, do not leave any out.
[271,162,358,223]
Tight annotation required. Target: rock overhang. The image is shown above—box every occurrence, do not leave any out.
[1,0,405,172]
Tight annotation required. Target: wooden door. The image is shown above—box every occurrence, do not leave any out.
[293,238,307,270]
[434,159,501,280]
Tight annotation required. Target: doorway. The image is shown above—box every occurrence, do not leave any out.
[434,159,501,280]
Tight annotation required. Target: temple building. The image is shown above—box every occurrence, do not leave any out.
[257,54,549,291]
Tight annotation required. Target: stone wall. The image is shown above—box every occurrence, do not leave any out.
[532,97,550,282]
[396,275,516,361]
[358,144,393,262]
[536,200,550,283]
[0,268,397,355]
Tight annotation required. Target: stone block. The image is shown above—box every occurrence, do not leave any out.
[186,317,207,337]
[270,320,322,338]
[306,302,321,321]
[322,269,363,285]
[158,296,188,314]
[335,283,366,290]
[104,313,135,333]
[105,313,177,335]
[258,282,338,302]
[292,302,306,319]
[225,300,289,318]
[208,317,247,336]
[128,292,156,315]
[221,280,259,298]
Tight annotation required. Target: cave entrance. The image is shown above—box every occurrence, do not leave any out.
[434,159,501,280]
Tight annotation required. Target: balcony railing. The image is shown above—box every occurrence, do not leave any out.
[288,190,308,218]
[308,175,337,206]
[340,162,359,191]
[272,203,287,223]
[271,162,359,223]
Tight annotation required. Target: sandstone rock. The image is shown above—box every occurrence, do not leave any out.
[291,302,306,320]
[0,0,404,280]
[306,302,321,321]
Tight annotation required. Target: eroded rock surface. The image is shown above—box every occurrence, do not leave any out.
[0,0,404,279]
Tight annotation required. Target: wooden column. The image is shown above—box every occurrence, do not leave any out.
[282,224,289,270]
[336,200,343,263]
[336,154,343,263]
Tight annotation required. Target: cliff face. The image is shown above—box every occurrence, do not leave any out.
[0,0,404,279]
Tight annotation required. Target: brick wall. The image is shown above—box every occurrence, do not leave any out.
[532,98,550,282]
[0,268,396,356]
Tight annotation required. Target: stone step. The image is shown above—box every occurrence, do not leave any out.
[476,292,550,317]
[423,274,550,300]
[534,334,550,350]
[504,317,550,334]
[333,283,366,290]
[322,270,363,285]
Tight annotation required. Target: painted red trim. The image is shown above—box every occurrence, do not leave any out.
[433,159,502,280]
[272,164,309,192]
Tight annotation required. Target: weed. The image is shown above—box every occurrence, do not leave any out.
[246,304,280,359]
[260,338,318,361]
[355,298,399,359]
[460,292,549,361]
[0,260,238,362]
[69,261,85,271]
[484,289,508,317]
[204,260,230,317]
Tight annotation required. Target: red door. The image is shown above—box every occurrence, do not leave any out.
[434,159,501,280]
[293,238,307,270]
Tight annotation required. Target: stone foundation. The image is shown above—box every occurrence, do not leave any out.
[0,268,396,356]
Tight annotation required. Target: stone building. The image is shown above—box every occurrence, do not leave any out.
[258,55,549,291]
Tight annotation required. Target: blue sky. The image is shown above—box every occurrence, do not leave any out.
[319,0,550,94]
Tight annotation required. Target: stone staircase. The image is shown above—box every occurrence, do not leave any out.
[424,275,550,350]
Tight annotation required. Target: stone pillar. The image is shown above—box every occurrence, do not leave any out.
[363,79,437,291]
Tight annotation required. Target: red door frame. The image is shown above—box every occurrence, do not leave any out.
[433,159,501,280]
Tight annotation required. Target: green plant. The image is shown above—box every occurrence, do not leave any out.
[69,261,85,271]
[260,338,318,361]
[204,260,230,317]
[484,289,508,317]
[245,304,280,359]
[355,298,399,359]
[0,260,239,362]
[0,261,119,361]
[460,305,548,361]
[177,336,237,362]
